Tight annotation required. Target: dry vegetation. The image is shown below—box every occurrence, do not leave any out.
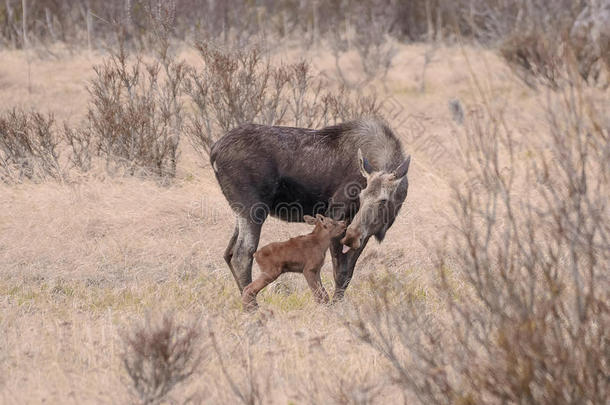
[0,1,608,404]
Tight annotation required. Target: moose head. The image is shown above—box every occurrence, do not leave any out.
[341,149,411,253]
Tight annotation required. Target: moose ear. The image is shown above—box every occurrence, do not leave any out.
[315,213,325,222]
[358,148,373,178]
[392,155,411,179]
[303,215,317,225]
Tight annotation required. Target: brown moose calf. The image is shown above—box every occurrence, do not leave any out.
[242,214,346,311]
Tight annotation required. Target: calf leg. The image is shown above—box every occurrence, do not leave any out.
[230,216,263,293]
[304,266,329,304]
[242,265,281,311]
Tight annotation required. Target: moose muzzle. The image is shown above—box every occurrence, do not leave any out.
[340,227,362,253]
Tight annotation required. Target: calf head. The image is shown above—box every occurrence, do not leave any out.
[304,214,347,238]
[341,149,411,253]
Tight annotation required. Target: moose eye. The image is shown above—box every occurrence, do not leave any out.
[379,199,388,206]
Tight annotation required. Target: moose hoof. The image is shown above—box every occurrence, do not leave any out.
[330,292,345,304]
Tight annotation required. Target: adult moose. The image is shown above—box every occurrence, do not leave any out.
[210,118,411,302]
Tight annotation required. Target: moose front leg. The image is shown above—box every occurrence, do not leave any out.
[329,237,368,302]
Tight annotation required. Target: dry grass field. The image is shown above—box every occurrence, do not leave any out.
[0,33,607,404]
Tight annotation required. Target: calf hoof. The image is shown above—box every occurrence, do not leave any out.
[243,301,258,312]
[315,294,330,305]
[242,296,259,313]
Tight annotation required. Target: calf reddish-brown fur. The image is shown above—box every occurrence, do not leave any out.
[242,214,346,311]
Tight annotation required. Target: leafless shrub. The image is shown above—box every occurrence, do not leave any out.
[329,0,397,88]
[296,360,385,405]
[1,0,606,60]
[185,42,288,138]
[284,61,325,128]
[210,331,271,405]
[347,275,445,404]
[449,0,523,43]
[62,123,92,173]
[498,0,608,88]
[500,30,565,89]
[351,71,609,403]
[65,36,186,178]
[121,312,204,405]
[352,21,396,83]
[324,374,383,405]
[320,85,382,124]
[568,1,610,84]
[184,43,382,159]
[0,109,64,183]
[419,42,439,92]
[282,61,383,129]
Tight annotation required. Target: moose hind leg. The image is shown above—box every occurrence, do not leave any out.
[223,223,239,280]
[230,216,263,293]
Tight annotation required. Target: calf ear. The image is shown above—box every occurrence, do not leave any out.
[358,149,373,178]
[392,155,411,179]
[303,215,317,225]
[315,214,325,222]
